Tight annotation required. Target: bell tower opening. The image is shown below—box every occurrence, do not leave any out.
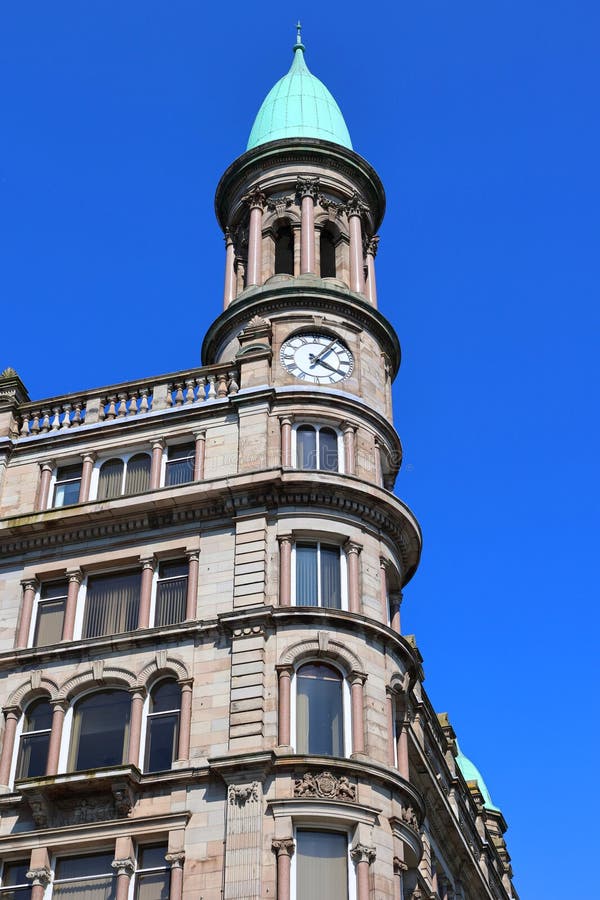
[274,223,294,275]
[319,227,337,278]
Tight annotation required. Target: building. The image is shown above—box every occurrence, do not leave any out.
[0,28,517,900]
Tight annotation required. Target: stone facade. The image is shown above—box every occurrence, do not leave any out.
[0,57,516,900]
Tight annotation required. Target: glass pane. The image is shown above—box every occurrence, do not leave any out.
[135,872,170,900]
[319,429,338,472]
[296,426,317,469]
[165,459,194,486]
[320,546,341,609]
[155,578,186,627]
[17,733,50,779]
[23,699,52,732]
[83,571,140,638]
[295,545,318,606]
[97,459,123,500]
[55,853,114,880]
[150,681,181,713]
[297,831,347,900]
[138,845,168,869]
[40,582,68,601]
[72,691,130,770]
[297,664,343,756]
[33,598,65,647]
[0,890,31,900]
[158,560,188,580]
[145,714,179,772]
[1,862,29,887]
[54,479,81,507]
[168,443,195,461]
[124,454,151,495]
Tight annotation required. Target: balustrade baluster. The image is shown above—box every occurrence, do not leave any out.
[185,379,195,403]
[72,402,82,427]
[139,388,149,413]
[51,407,61,430]
[128,391,138,415]
[228,371,239,394]
[40,410,51,432]
[166,384,173,407]
[195,376,206,401]
[207,375,217,400]
[216,373,228,398]
[20,415,30,437]
[31,412,41,434]
[174,382,184,406]
[61,403,72,428]
[117,393,128,416]
[106,396,117,420]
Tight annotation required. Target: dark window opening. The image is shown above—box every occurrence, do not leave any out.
[320,230,337,278]
[275,225,294,275]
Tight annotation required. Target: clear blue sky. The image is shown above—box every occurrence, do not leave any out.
[1,3,598,894]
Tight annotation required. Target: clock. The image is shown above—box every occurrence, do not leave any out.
[280,332,354,384]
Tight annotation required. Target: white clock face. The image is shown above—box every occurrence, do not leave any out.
[280,333,354,384]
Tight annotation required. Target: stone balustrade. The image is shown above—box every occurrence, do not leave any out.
[15,364,239,439]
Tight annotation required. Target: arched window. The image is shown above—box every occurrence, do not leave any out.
[275,224,294,275]
[16,698,52,779]
[320,228,337,278]
[296,425,339,472]
[97,453,151,500]
[97,458,123,500]
[124,453,151,495]
[144,680,181,772]
[296,662,344,756]
[69,690,130,771]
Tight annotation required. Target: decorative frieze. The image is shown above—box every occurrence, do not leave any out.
[293,770,356,801]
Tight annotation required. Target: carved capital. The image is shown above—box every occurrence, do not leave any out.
[365,235,380,257]
[296,176,320,202]
[20,577,39,593]
[344,539,362,556]
[66,567,83,585]
[112,858,136,878]
[272,838,295,858]
[389,590,404,610]
[140,556,157,571]
[242,185,267,211]
[350,843,376,865]
[393,856,408,874]
[80,450,97,464]
[39,459,55,474]
[26,867,52,889]
[165,851,186,869]
[345,191,368,218]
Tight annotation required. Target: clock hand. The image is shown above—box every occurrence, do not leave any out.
[308,354,339,374]
[311,338,337,366]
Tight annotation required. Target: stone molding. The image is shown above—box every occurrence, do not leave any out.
[278,634,365,677]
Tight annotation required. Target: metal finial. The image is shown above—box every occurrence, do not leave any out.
[296,21,302,44]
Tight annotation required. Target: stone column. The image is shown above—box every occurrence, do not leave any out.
[279,416,292,467]
[277,666,293,747]
[224,781,263,899]
[351,844,375,900]
[347,194,366,294]
[0,707,20,787]
[244,187,266,286]
[177,680,193,762]
[350,675,366,755]
[342,422,356,475]
[393,858,407,900]
[166,852,186,900]
[26,865,52,900]
[345,541,362,614]
[46,700,68,776]
[138,557,156,629]
[78,451,96,503]
[185,550,199,621]
[223,229,236,308]
[365,236,380,307]
[36,460,54,511]
[297,177,319,274]
[61,568,83,641]
[128,688,146,767]
[272,839,294,900]
[112,856,135,900]
[396,719,410,780]
[16,578,38,648]
[193,430,206,481]
[379,558,389,624]
[278,535,292,606]
[150,439,165,490]
[389,591,403,634]
[386,689,396,767]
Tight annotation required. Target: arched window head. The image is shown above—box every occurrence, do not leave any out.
[296,662,344,756]
[97,453,151,500]
[69,689,130,771]
[16,698,52,779]
[124,453,151,495]
[97,458,123,500]
[144,679,181,773]
[275,223,294,275]
[320,228,337,278]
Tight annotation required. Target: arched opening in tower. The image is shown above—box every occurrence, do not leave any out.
[274,224,294,275]
[320,228,337,278]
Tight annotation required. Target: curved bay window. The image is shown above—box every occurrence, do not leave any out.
[296,662,344,756]
[296,425,339,472]
[144,680,181,772]
[69,690,130,771]
[319,228,337,278]
[16,698,52,779]
[97,452,151,500]
[274,223,294,275]
[295,543,342,608]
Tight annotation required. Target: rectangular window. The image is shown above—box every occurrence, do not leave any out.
[53,852,115,900]
[155,560,187,627]
[135,845,170,900]
[82,571,141,638]
[53,464,82,508]
[33,581,67,647]
[165,443,195,487]
[296,830,348,900]
[0,862,31,900]
[296,543,341,609]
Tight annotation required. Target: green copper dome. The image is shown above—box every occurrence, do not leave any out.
[247,30,352,151]
[455,743,500,812]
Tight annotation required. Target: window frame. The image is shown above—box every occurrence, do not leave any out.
[290,658,352,758]
[133,843,171,900]
[290,826,356,900]
[0,859,31,900]
[150,558,188,628]
[291,424,344,474]
[49,463,83,509]
[291,541,348,610]
[60,687,132,774]
[89,449,152,502]
[141,679,181,774]
[49,849,116,900]
[78,568,141,641]
[13,697,53,783]
[28,579,68,648]
[163,441,195,488]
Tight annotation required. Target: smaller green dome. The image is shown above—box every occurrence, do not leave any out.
[455,743,501,812]
[247,29,352,151]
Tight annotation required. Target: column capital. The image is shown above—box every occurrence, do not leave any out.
[128,686,147,701]
[365,235,380,257]
[341,421,357,435]
[80,450,97,463]
[296,175,320,202]
[3,705,21,722]
[345,191,368,218]
[224,227,234,247]
[277,533,293,545]
[65,567,83,584]
[150,438,165,451]
[350,843,376,865]
[350,670,367,686]
[278,414,294,426]
[242,185,267,210]
[50,698,69,713]
[389,590,404,609]
[393,857,408,874]
[344,539,362,556]
[38,459,55,473]
[26,867,52,889]
[140,555,157,571]
[111,858,136,878]
[165,851,186,869]
[275,663,294,677]
[272,838,295,858]
[194,428,207,441]
[186,548,200,562]
[178,678,194,691]
[20,576,39,592]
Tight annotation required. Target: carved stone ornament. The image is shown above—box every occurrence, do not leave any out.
[165,851,186,869]
[26,867,52,888]
[272,838,295,858]
[111,858,136,878]
[365,235,380,257]
[296,176,320,202]
[266,194,295,216]
[344,191,369,218]
[293,770,356,801]
[350,843,376,865]
[241,185,267,210]
[228,781,259,806]
[400,804,420,831]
